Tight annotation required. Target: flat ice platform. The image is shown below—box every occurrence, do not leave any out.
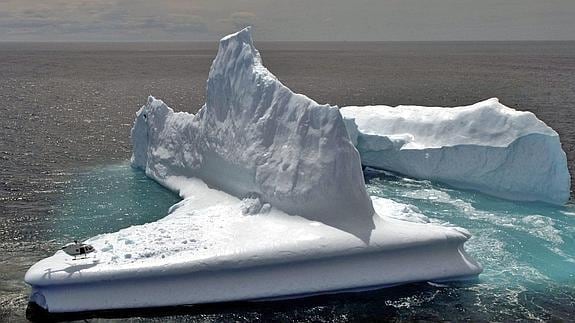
[26,178,481,313]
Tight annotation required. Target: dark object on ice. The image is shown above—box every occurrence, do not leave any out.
[61,240,95,260]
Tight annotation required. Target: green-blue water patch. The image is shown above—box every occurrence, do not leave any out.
[364,168,575,320]
[50,162,180,243]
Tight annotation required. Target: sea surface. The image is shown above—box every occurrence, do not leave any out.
[1,41,574,321]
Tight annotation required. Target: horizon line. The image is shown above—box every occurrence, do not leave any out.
[1,39,575,43]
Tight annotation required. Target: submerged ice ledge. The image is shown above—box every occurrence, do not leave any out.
[341,99,571,205]
[26,177,481,312]
[25,27,482,313]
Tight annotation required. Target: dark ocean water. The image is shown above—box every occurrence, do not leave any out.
[0,41,574,322]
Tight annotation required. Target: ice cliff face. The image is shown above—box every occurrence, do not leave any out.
[341,98,571,205]
[132,27,375,240]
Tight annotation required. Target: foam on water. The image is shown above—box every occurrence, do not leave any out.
[365,168,575,320]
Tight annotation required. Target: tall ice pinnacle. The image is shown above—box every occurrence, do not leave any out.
[132,27,376,241]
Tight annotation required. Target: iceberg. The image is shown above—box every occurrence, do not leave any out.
[341,99,571,205]
[131,27,374,240]
[25,27,481,314]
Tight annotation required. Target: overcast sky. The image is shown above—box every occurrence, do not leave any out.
[1,0,574,41]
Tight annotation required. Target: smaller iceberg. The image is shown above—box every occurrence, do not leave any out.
[341,99,571,205]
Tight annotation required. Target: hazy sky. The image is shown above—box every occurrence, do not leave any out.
[1,0,574,41]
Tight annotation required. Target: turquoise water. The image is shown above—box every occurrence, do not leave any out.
[50,163,180,243]
[365,168,575,320]
[34,164,575,321]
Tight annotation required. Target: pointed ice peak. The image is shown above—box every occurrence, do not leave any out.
[210,26,265,79]
[133,28,376,242]
[220,26,253,44]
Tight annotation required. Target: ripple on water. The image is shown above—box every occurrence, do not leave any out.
[365,168,575,321]
[50,162,181,243]
[0,163,181,321]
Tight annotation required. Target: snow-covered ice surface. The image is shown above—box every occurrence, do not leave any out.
[25,28,481,313]
[341,99,571,205]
